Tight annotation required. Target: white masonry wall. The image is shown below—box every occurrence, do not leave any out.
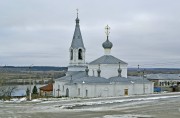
[88,63,128,78]
[53,79,154,97]
[54,82,153,98]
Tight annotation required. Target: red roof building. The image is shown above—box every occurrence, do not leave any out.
[39,83,53,96]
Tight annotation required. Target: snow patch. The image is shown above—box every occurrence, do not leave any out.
[19,97,27,102]
[3,97,27,103]
[101,114,153,118]
[59,95,180,110]
[31,99,42,102]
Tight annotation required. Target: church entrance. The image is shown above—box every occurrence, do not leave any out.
[66,88,69,97]
[124,89,128,96]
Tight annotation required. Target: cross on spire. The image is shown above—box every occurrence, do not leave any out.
[76,8,79,18]
[105,25,110,37]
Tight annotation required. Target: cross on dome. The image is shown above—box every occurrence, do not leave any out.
[105,25,110,37]
[102,25,113,50]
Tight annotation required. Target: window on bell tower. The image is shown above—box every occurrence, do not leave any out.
[78,49,82,60]
[70,49,73,60]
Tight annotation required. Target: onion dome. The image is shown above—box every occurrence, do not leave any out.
[97,64,101,77]
[118,68,122,74]
[103,25,113,49]
[85,67,89,72]
[85,67,89,76]
[118,62,122,77]
[118,68,122,77]
[97,68,101,73]
[102,39,113,49]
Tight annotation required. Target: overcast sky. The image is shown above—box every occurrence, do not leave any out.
[0,0,180,68]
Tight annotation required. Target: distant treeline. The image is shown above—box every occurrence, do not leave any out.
[128,68,180,71]
[1,66,180,73]
[128,68,180,76]
[0,66,68,72]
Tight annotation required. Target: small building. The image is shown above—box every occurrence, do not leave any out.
[147,74,180,92]
[39,83,53,96]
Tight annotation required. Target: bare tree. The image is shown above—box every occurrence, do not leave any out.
[0,86,17,100]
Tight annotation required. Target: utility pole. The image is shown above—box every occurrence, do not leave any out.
[138,65,145,94]
[0,65,2,85]
[0,65,9,85]
[137,64,140,77]
[143,69,145,94]
[29,64,33,100]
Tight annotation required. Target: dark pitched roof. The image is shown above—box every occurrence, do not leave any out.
[89,55,127,65]
[57,71,86,81]
[73,76,110,84]
[109,76,152,84]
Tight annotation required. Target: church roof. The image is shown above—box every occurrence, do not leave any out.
[109,76,152,84]
[58,71,109,84]
[70,16,85,49]
[89,55,127,65]
[39,83,53,91]
[73,76,109,84]
[56,71,86,81]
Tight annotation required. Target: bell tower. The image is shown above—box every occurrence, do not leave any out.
[68,9,86,71]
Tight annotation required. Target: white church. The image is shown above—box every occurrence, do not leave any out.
[53,13,154,98]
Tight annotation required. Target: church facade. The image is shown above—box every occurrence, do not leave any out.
[53,14,154,98]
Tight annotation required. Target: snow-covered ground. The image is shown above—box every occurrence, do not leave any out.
[51,95,179,110]
[0,93,180,118]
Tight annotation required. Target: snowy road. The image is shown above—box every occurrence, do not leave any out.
[0,93,180,118]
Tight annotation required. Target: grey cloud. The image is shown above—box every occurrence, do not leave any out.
[0,0,180,68]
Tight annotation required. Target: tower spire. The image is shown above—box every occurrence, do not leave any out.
[71,9,84,49]
[68,10,86,72]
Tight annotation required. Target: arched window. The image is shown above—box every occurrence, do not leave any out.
[70,49,73,60]
[78,49,82,60]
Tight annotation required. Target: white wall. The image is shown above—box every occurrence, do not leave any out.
[53,81,67,97]
[53,77,154,97]
[67,66,86,72]
[88,64,128,78]
[53,82,153,98]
